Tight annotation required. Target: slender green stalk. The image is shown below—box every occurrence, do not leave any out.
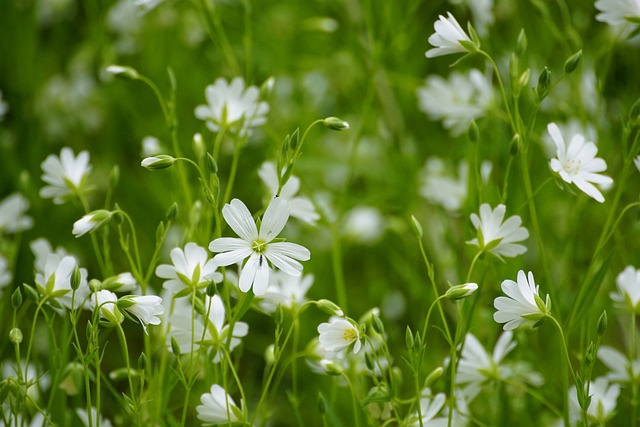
[549,316,578,427]
[116,324,142,426]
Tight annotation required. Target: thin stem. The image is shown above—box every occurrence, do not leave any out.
[549,315,577,427]
[116,324,142,426]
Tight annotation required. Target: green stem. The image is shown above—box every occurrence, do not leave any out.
[549,315,577,427]
[116,324,142,426]
[222,137,244,205]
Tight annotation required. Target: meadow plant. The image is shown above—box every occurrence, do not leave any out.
[4,1,640,426]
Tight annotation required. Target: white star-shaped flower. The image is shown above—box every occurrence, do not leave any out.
[547,122,613,203]
[40,147,92,204]
[425,12,475,58]
[209,198,310,296]
[610,265,640,312]
[467,203,529,260]
[494,270,550,331]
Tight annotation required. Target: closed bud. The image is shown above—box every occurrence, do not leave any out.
[192,133,205,160]
[71,265,82,291]
[405,326,414,350]
[260,76,276,98]
[518,68,531,90]
[424,366,444,387]
[138,352,148,371]
[109,165,120,189]
[72,210,113,238]
[105,65,140,80]
[11,288,22,309]
[510,134,520,156]
[206,153,218,174]
[444,283,478,300]
[166,202,178,222]
[410,215,423,239]
[516,29,527,57]
[275,304,284,325]
[171,336,181,356]
[9,328,22,344]
[537,67,551,100]
[316,299,344,317]
[322,117,350,131]
[141,155,176,170]
[597,310,608,336]
[564,50,582,74]
[206,281,217,297]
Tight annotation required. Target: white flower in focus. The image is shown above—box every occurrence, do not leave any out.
[611,265,640,312]
[467,203,529,259]
[494,270,550,331]
[0,255,11,290]
[456,331,516,399]
[196,384,243,425]
[167,295,248,362]
[417,69,493,136]
[598,345,640,383]
[258,161,320,225]
[194,77,269,136]
[118,295,164,334]
[156,242,222,294]
[568,377,620,425]
[260,271,314,313]
[547,123,613,203]
[342,206,385,244]
[426,12,475,58]
[0,193,33,233]
[209,198,311,296]
[76,407,113,427]
[40,147,92,204]
[35,254,89,310]
[317,317,362,356]
[595,0,640,36]
[89,290,123,326]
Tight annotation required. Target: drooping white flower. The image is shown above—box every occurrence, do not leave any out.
[467,203,529,260]
[547,122,613,203]
[595,0,640,36]
[196,384,243,425]
[494,270,550,331]
[89,290,123,326]
[610,265,640,312]
[39,147,92,204]
[209,198,310,296]
[167,295,248,362]
[417,69,494,136]
[0,193,33,234]
[194,77,269,136]
[259,271,314,314]
[568,377,620,425]
[72,210,113,237]
[118,295,164,333]
[456,331,516,398]
[258,161,320,225]
[0,254,11,290]
[425,12,475,58]
[317,317,361,356]
[35,254,89,310]
[156,242,222,294]
[598,345,640,383]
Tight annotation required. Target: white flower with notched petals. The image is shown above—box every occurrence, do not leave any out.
[317,317,361,356]
[596,0,640,36]
[35,254,89,310]
[258,161,320,225]
[89,290,123,326]
[260,271,314,314]
[610,265,640,312]
[0,193,33,234]
[494,270,550,331]
[40,147,92,204]
[209,198,310,296]
[31,238,68,274]
[156,242,222,294]
[467,203,529,260]
[547,122,613,203]
[196,384,244,425]
[417,69,494,136]
[426,12,476,58]
[568,377,620,425]
[194,77,269,136]
[598,345,640,383]
[118,295,164,334]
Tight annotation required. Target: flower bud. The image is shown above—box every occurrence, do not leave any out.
[424,366,444,387]
[316,299,344,317]
[516,29,527,57]
[73,210,113,238]
[9,328,22,344]
[564,50,582,74]
[410,215,423,239]
[105,65,140,80]
[322,117,350,131]
[405,326,414,350]
[166,202,178,222]
[11,288,22,309]
[71,265,82,291]
[510,134,520,156]
[171,336,181,356]
[141,155,176,170]
[109,165,120,189]
[444,283,478,300]
[597,310,608,337]
[206,153,218,174]
[537,67,551,100]
[192,133,205,160]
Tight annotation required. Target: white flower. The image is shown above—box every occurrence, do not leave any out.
[342,206,385,244]
[40,147,92,204]
[30,238,68,275]
[167,295,248,362]
[568,377,620,425]
[494,270,550,331]
[456,331,516,398]
[417,69,493,136]
[425,12,475,58]
[194,77,269,136]
[467,203,529,259]
[196,384,243,425]
[317,317,361,356]
[547,122,613,203]
[610,265,640,312]
[209,198,310,296]
[595,0,640,35]
[0,255,11,290]
[0,193,33,233]
[118,295,164,333]
[259,271,314,313]
[72,210,113,237]
[155,242,222,294]
[258,161,320,225]
[407,389,447,426]
[89,290,123,326]
[100,272,137,292]
[598,345,640,383]
[35,254,89,310]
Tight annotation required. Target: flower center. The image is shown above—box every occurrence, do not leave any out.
[252,239,267,254]
[564,158,581,176]
[343,327,357,343]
